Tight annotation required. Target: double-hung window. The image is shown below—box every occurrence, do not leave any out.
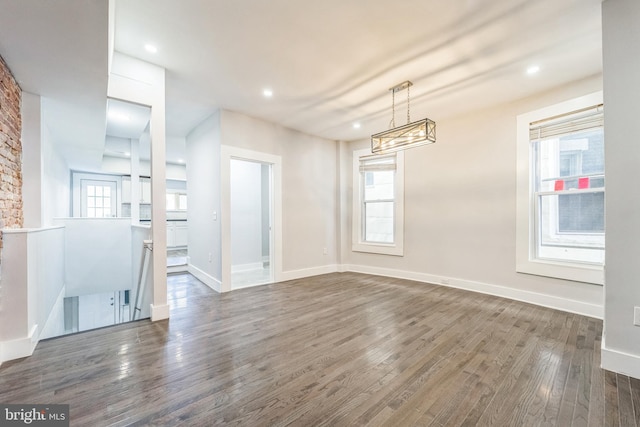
[352,148,404,256]
[516,92,604,284]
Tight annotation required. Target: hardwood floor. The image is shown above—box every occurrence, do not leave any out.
[1,272,638,426]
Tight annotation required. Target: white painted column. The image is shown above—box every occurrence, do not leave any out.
[602,0,640,379]
[149,78,168,320]
[108,52,168,321]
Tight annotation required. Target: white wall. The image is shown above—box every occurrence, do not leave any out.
[21,92,43,228]
[0,227,65,363]
[53,218,132,297]
[230,159,263,270]
[340,75,604,317]
[101,156,186,181]
[602,0,640,378]
[220,110,339,275]
[186,111,222,290]
[42,122,70,223]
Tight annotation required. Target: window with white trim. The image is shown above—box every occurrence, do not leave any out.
[516,92,604,284]
[352,148,404,256]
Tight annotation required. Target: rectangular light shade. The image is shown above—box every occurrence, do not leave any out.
[371,118,436,154]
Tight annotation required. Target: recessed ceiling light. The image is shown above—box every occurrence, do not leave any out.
[353,122,361,129]
[177,158,185,164]
[125,152,131,157]
[263,89,273,98]
[145,44,158,54]
[526,65,540,75]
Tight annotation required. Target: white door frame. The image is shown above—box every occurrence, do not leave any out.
[221,145,282,292]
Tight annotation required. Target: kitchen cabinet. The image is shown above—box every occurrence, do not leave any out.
[122,178,131,204]
[167,221,188,248]
[140,178,151,204]
[121,177,151,204]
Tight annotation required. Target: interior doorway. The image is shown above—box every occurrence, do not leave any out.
[230,159,273,289]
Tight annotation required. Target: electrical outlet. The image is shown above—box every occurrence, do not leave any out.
[634,307,640,326]
[323,247,328,255]
[208,252,213,263]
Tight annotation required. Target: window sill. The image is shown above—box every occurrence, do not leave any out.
[516,258,603,285]
[352,242,403,256]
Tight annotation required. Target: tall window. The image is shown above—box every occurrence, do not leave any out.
[80,179,117,218]
[352,148,404,256]
[362,155,395,243]
[86,184,113,218]
[516,92,604,284]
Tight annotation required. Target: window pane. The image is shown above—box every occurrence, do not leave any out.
[166,194,176,210]
[364,170,394,200]
[558,192,604,233]
[95,197,103,208]
[87,185,95,196]
[178,194,188,210]
[87,197,95,208]
[95,186,103,197]
[533,125,604,266]
[537,193,604,263]
[87,207,95,218]
[95,208,103,217]
[103,186,111,197]
[365,201,394,243]
[104,198,111,208]
[537,128,604,184]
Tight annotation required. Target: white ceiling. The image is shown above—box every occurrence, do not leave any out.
[0,0,603,170]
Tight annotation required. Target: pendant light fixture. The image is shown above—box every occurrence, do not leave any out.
[371,80,436,154]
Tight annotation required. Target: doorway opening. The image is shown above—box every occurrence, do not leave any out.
[230,159,273,289]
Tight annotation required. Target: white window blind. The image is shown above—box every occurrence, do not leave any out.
[529,104,603,140]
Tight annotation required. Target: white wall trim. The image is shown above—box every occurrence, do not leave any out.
[150,304,170,321]
[221,146,283,292]
[602,337,640,380]
[0,324,38,364]
[515,91,604,285]
[2,225,65,235]
[280,265,339,282]
[342,264,603,319]
[188,262,222,293]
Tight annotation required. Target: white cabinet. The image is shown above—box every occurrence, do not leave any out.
[122,178,131,204]
[121,177,151,204]
[175,223,188,247]
[167,221,188,248]
[140,178,151,204]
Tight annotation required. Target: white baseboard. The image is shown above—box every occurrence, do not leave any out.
[188,263,222,293]
[602,337,640,380]
[342,264,603,319]
[168,264,188,274]
[280,264,339,282]
[150,303,170,321]
[1,324,39,364]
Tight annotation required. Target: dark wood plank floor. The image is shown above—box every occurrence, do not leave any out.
[1,272,638,426]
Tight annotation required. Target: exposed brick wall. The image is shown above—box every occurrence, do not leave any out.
[0,54,23,248]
